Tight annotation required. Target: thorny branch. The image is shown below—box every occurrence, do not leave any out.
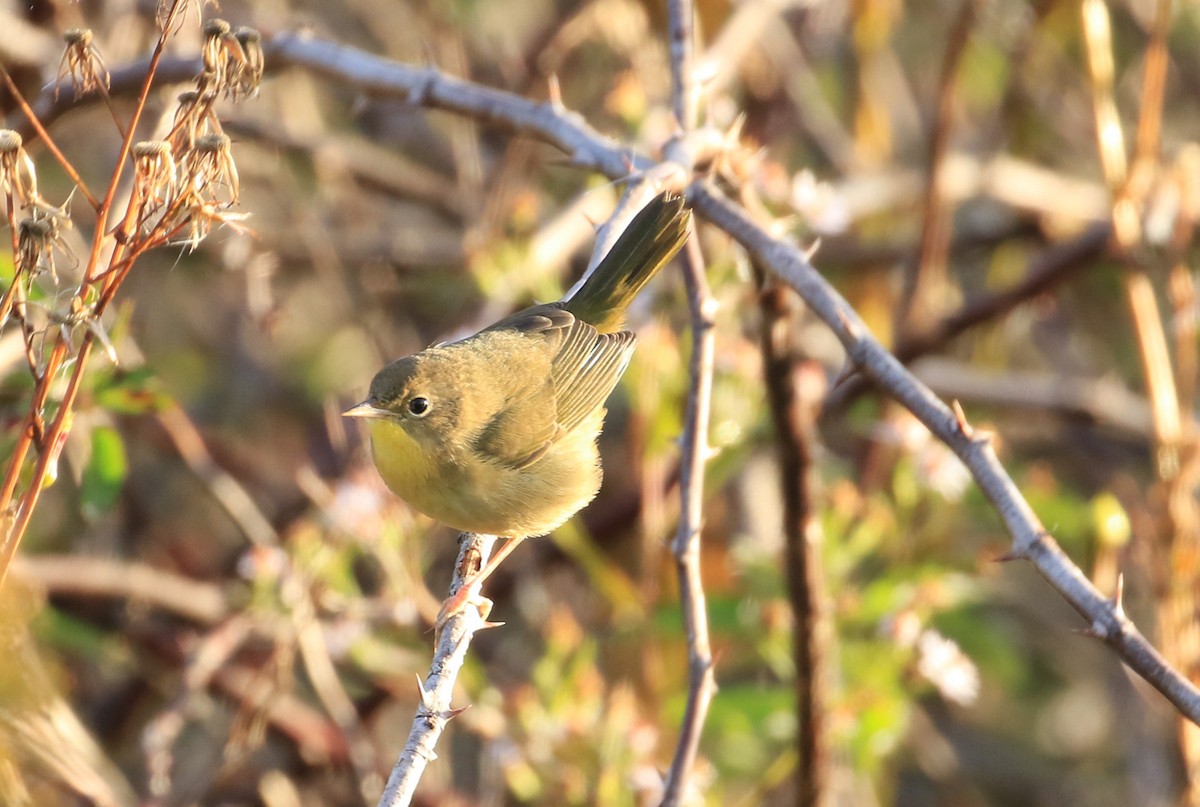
[263,31,1200,726]
[693,184,1200,723]
[378,533,497,807]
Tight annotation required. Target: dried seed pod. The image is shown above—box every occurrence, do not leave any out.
[200,18,239,93]
[17,218,55,278]
[231,27,265,98]
[56,28,110,98]
[132,140,177,208]
[186,133,239,203]
[0,129,38,205]
[170,89,222,150]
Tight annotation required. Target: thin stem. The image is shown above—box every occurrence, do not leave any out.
[661,235,717,806]
[757,272,829,807]
[899,0,975,335]
[0,336,93,585]
[80,0,185,293]
[0,67,100,211]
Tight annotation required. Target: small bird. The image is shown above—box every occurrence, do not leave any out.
[345,193,691,618]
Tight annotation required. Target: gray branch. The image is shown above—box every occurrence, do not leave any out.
[378,533,498,807]
[267,27,1200,773]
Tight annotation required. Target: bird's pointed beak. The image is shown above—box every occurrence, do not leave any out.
[343,401,386,419]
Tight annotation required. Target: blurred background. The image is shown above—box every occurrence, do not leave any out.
[1,0,1199,804]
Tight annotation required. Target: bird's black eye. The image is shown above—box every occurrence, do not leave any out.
[408,397,430,417]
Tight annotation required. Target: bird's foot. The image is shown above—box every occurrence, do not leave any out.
[435,586,494,633]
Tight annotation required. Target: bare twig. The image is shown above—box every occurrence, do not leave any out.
[378,533,497,807]
[660,5,718,802]
[661,235,718,807]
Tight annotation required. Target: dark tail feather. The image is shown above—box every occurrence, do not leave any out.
[564,193,691,333]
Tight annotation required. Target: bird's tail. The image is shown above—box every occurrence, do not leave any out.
[564,193,691,333]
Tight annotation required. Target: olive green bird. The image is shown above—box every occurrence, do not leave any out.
[345,193,691,617]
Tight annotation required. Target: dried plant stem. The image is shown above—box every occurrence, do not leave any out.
[0,0,196,586]
[378,533,497,807]
[1087,0,1200,795]
[661,236,717,807]
[901,0,975,334]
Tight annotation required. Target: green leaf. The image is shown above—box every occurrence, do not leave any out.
[81,426,127,519]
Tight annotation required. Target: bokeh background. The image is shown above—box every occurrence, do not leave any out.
[2,0,1199,805]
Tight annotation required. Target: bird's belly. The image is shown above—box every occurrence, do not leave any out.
[369,420,602,537]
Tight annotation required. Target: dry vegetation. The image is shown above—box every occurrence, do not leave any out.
[2,0,1200,805]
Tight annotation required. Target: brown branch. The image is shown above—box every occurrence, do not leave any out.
[825,220,1111,412]
[900,0,976,335]
[756,273,830,807]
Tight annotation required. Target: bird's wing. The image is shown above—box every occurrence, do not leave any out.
[474,304,634,468]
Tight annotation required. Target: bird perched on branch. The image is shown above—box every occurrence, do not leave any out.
[345,192,691,619]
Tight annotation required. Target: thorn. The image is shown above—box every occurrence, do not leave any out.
[830,361,857,390]
[951,399,973,438]
[415,674,433,710]
[479,619,507,630]
[835,306,861,340]
[547,73,563,110]
[803,238,821,262]
[1075,620,1112,640]
[582,212,601,232]
[1112,573,1126,618]
[442,704,471,721]
[993,549,1023,562]
[972,428,995,446]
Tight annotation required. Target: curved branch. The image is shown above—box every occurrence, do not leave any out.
[266,22,1200,733]
[691,184,1200,723]
[61,26,1195,763]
